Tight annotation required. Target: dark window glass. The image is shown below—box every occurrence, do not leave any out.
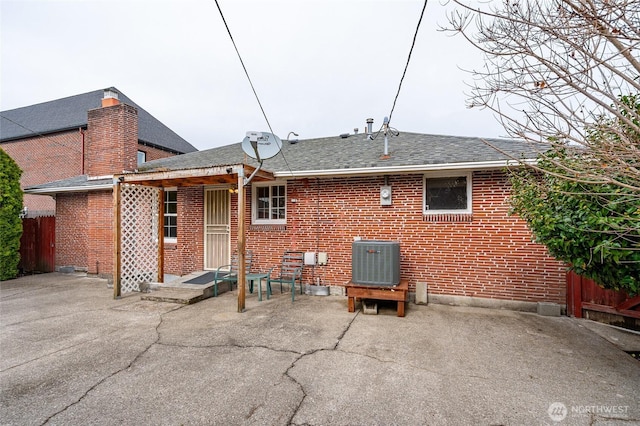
[255,185,286,221]
[164,190,177,238]
[425,176,467,210]
[257,186,270,219]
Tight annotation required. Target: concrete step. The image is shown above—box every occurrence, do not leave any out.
[140,287,210,305]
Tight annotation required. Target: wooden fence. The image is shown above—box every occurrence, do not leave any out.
[566,271,640,320]
[19,216,55,273]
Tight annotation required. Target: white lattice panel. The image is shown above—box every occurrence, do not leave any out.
[120,184,160,293]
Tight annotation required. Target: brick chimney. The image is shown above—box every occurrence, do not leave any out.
[85,89,138,176]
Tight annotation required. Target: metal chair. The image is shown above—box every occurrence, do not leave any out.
[212,251,253,297]
[266,251,304,301]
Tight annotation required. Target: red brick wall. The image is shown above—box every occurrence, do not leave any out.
[164,187,204,275]
[55,193,88,269]
[1,130,83,213]
[139,144,176,162]
[86,103,138,176]
[163,242,179,274]
[173,170,565,304]
[1,127,179,215]
[86,191,114,277]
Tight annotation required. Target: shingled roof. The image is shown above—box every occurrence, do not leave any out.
[24,132,538,194]
[137,131,539,177]
[0,87,197,154]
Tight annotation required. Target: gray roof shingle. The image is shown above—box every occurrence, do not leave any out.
[1,87,197,154]
[137,131,539,175]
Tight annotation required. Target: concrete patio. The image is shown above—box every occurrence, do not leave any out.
[1,273,638,425]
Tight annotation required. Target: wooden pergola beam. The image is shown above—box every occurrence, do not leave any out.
[118,164,274,187]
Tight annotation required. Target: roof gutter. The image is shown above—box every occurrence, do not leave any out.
[273,158,537,179]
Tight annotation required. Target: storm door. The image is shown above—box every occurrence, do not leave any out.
[204,188,231,270]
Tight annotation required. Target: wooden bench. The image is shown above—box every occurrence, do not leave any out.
[346,279,409,317]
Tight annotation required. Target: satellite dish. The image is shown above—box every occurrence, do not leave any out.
[242,131,282,161]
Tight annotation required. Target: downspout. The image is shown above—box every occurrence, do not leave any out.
[79,127,85,175]
[315,178,321,286]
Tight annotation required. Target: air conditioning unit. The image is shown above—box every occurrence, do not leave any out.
[352,241,400,286]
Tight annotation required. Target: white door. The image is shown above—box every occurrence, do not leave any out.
[204,188,230,270]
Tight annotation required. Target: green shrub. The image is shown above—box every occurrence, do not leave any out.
[510,150,639,296]
[0,148,23,280]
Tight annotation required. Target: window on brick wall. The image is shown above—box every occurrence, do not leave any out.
[137,150,146,165]
[164,189,177,241]
[252,182,286,224]
[423,172,472,214]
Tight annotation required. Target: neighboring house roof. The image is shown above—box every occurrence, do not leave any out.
[137,132,539,178]
[0,87,198,154]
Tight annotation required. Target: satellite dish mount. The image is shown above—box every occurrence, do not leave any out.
[241,131,283,185]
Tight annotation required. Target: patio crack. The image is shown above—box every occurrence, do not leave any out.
[40,305,181,426]
[156,340,301,356]
[285,310,361,425]
[333,309,360,350]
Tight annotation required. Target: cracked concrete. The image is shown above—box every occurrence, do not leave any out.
[1,273,639,425]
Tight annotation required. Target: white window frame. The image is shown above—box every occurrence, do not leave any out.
[423,171,472,215]
[137,150,147,165]
[252,181,287,225]
[163,188,178,243]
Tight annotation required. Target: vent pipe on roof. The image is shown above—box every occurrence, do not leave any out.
[102,88,120,108]
[365,118,374,140]
[381,116,390,159]
[286,131,299,144]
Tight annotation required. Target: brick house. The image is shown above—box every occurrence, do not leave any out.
[111,125,566,308]
[5,88,197,275]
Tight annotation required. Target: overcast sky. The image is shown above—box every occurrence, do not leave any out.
[0,0,505,151]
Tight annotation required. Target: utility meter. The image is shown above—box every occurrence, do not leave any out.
[380,186,392,206]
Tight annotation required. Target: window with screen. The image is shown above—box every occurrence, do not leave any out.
[164,189,177,240]
[424,172,472,214]
[253,183,286,224]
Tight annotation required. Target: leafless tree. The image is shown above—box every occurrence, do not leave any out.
[445,0,640,193]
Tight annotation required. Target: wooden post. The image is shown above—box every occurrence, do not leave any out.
[157,188,164,283]
[237,167,246,312]
[113,178,122,298]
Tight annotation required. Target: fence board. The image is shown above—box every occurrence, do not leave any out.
[19,219,37,272]
[37,216,55,272]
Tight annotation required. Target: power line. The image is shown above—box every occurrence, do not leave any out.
[0,114,83,153]
[213,0,295,176]
[214,0,274,134]
[387,0,428,126]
